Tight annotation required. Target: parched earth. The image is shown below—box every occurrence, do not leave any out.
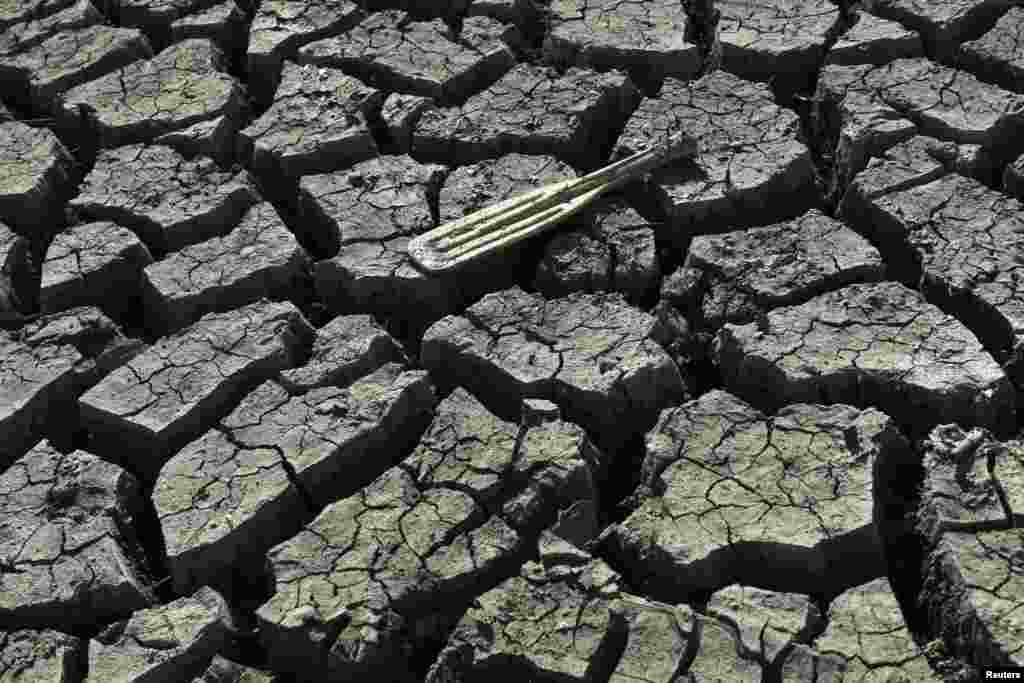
[2,1,1024,681]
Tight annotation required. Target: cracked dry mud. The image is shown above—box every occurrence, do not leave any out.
[815,55,1024,196]
[58,38,246,151]
[306,153,451,323]
[412,62,641,168]
[865,0,1013,59]
[113,0,239,32]
[534,196,661,304]
[296,11,516,106]
[0,119,74,234]
[421,286,685,450]
[542,0,700,86]
[78,300,315,480]
[909,426,1024,668]
[245,0,364,103]
[614,70,816,241]
[717,0,839,81]
[87,586,232,682]
[0,0,100,56]
[0,440,152,630]
[40,220,153,317]
[715,281,1015,432]
[141,201,312,334]
[839,136,1024,377]
[156,361,436,597]
[239,61,384,180]
[3,0,1024,681]
[679,208,885,329]
[167,1,249,57]
[70,142,261,254]
[0,23,151,112]
[960,6,1024,93]
[255,386,601,681]
[603,390,902,605]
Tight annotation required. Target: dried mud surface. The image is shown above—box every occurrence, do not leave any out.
[1,1,1023,680]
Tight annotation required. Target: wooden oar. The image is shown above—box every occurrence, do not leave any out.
[407,131,698,273]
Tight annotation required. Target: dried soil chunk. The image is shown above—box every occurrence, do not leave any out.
[901,426,1024,667]
[18,305,130,352]
[820,579,942,680]
[0,120,74,234]
[256,387,600,681]
[412,63,641,167]
[239,63,382,179]
[1006,153,1024,199]
[717,0,838,81]
[152,114,238,165]
[141,202,311,334]
[246,0,364,101]
[714,281,1016,431]
[827,12,924,65]
[297,11,515,105]
[0,0,101,57]
[960,6,1024,92]
[16,305,145,393]
[0,630,85,682]
[169,1,249,54]
[0,440,152,630]
[847,173,1024,386]
[276,313,406,393]
[607,391,901,605]
[87,587,230,683]
[839,135,963,216]
[466,0,532,25]
[379,92,433,153]
[302,155,441,244]
[704,587,825,672]
[0,0,78,29]
[69,143,261,254]
[684,209,884,329]
[421,287,684,448]
[156,363,435,595]
[433,535,844,682]
[113,0,230,30]
[686,614,844,681]
[534,196,660,304]
[360,0,470,17]
[542,0,700,85]
[864,0,1013,59]
[433,555,648,681]
[0,25,151,110]
[78,300,315,480]
[707,580,939,681]
[0,220,32,322]
[40,221,153,316]
[193,656,278,683]
[616,72,815,241]
[59,39,245,150]
[314,240,461,338]
[815,58,1024,192]
[461,14,521,50]
[308,155,458,329]
[0,337,80,466]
